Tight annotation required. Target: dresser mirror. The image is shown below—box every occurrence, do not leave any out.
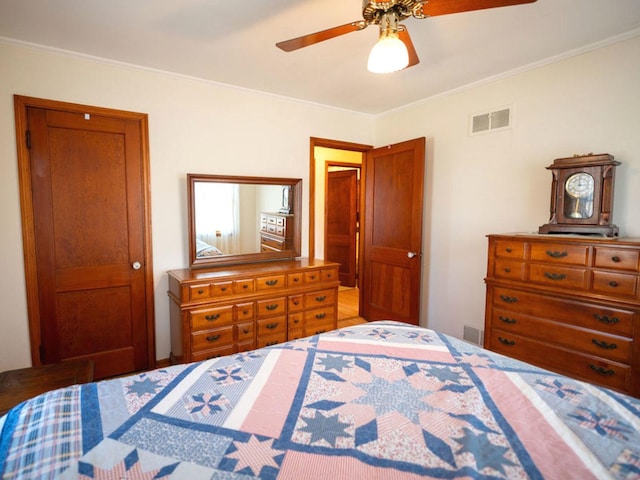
[188,174,302,268]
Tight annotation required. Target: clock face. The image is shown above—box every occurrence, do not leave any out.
[565,172,594,198]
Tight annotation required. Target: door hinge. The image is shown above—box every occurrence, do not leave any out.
[26,130,31,149]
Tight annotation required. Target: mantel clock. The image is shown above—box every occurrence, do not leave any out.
[538,153,620,237]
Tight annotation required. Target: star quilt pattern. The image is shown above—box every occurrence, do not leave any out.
[1,321,639,479]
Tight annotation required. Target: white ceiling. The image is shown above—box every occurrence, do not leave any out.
[1,0,639,115]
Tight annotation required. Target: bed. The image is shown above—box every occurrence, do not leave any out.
[1,321,639,479]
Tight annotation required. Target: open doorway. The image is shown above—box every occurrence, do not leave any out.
[310,138,369,322]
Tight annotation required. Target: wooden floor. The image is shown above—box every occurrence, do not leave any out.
[337,287,367,327]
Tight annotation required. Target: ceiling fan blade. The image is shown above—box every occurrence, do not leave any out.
[420,0,536,17]
[276,21,367,52]
[398,26,419,68]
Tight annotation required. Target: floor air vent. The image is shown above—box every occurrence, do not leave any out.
[463,325,484,346]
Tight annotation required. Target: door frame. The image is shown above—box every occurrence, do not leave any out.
[14,95,156,368]
[310,138,371,317]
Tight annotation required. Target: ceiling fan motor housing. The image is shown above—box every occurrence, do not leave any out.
[362,0,426,24]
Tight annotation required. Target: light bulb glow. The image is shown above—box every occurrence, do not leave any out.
[367,30,409,74]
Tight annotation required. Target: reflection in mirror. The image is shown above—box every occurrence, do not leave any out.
[188,174,302,268]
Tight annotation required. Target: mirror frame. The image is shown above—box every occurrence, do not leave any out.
[188,174,302,268]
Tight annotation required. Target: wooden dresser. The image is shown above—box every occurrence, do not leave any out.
[260,212,294,252]
[168,258,340,363]
[484,234,640,397]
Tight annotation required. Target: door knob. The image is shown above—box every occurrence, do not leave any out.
[132,261,142,270]
[407,251,417,259]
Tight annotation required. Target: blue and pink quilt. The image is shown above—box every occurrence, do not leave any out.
[1,321,639,479]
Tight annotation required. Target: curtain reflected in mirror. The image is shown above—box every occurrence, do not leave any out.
[188,174,302,268]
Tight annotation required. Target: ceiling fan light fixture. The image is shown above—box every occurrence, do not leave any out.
[367,29,409,74]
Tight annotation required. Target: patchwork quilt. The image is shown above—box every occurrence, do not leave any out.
[1,321,639,479]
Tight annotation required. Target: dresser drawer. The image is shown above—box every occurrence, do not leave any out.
[192,326,234,353]
[288,294,304,312]
[304,307,335,335]
[190,305,234,331]
[234,278,255,294]
[494,240,525,259]
[261,235,285,249]
[236,302,254,321]
[236,321,255,342]
[490,286,636,337]
[493,259,525,281]
[592,271,637,298]
[257,315,287,337]
[321,267,339,282]
[256,297,286,317]
[287,272,304,287]
[594,247,640,272]
[288,313,304,332]
[490,309,632,363]
[189,283,211,301]
[304,270,322,284]
[191,345,236,362]
[528,264,588,289]
[529,243,589,265]
[304,288,336,308]
[256,274,286,291]
[487,329,631,393]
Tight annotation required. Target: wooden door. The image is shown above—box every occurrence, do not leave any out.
[15,96,155,380]
[362,138,425,324]
[325,170,358,287]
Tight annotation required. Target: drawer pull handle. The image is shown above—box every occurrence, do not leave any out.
[242,310,249,315]
[293,299,300,305]
[499,295,518,304]
[589,364,615,376]
[243,284,249,289]
[266,304,279,311]
[293,318,300,324]
[498,337,515,346]
[609,281,619,287]
[205,314,220,321]
[266,322,279,329]
[315,329,326,334]
[594,314,619,324]
[293,278,300,282]
[242,328,250,334]
[198,289,205,295]
[544,272,566,281]
[206,335,221,342]
[327,273,333,278]
[592,339,617,350]
[505,247,512,253]
[221,287,227,292]
[611,256,620,262]
[315,296,327,302]
[309,275,317,280]
[499,316,517,324]
[315,313,326,319]
[265,279,279,286]
[504,267,511,273]
[546,250,568,258]
[266,341,278,346]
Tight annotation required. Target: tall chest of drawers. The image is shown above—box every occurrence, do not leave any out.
[168,258,340,363]
[484,234,640,397]
[260,212,294,252]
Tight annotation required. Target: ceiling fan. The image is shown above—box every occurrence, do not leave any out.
[276,0,537,73]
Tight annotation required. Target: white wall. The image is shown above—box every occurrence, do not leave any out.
[374,35,640,339]
[0,40,374,370]
[2,34,639,370]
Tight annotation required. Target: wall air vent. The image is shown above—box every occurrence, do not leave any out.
[470,107,512,135]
